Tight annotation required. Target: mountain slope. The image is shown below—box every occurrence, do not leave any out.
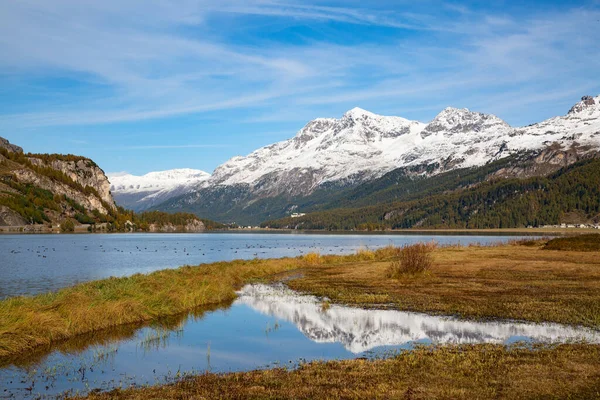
[263,157,600,230]
[109,169,210,212]
[156,95,600,225]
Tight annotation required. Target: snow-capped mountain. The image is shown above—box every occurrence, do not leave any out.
[208,95,600,197]
[210,107,427,196]
[109,169,210,211]
[138,95,600,224]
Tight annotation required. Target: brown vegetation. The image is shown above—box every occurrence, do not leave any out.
[288,243,600,328]
[386,242,435,277]
[76,344,600,400]
[543,233,600,251]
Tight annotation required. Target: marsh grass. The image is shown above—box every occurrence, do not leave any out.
[76,344,600,400]
[544,234,600,251]
[386,242,436,278]
[302,252,322,265]
[289,243,600,328]
[139,328,170,352]
[0,257,298,361]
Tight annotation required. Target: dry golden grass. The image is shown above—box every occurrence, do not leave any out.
[289,244,600,328]
[544,234,600,251]
[76,344,600,400]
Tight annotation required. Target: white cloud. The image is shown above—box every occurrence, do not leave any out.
[0,1,599,129]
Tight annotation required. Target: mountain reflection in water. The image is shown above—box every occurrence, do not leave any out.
[3,284,599,399]
[237,284,600,353]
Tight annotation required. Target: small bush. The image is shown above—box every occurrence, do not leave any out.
[387,242,436,277]
[60,219,75,233]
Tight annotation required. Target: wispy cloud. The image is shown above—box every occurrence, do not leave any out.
[0,0,599,131]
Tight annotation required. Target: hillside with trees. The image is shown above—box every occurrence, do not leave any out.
[262,158,600,230]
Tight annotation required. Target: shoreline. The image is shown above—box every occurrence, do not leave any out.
[74,343,600,400]
[2,226,597,235]
[2,238,600,399]
[2,239,600,364]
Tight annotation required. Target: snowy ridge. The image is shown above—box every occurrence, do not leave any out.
[112,95,600,214]
[207,95,600,196]
[237,284,600,354]
[211,107,426,194]
[108,169,210,211]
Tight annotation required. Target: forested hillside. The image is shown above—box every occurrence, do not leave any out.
[263,158,600,230]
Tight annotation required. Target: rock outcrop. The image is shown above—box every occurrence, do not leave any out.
[0,137,23,154]
[0,136,117,226]
[148,219,205,232]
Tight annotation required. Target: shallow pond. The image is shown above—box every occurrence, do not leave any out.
[1,284,598,399]
[0,232,536,298]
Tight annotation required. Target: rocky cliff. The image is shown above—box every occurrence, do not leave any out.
[0,137,117,227]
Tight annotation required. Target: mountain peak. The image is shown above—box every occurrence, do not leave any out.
[422,107,509,139]
[439,106,470,115]
[343,107,378,119]
[568,95,600,115]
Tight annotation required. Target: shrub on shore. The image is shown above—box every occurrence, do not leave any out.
[387,242,436,277]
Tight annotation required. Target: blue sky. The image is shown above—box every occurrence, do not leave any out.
[1,0,599,175]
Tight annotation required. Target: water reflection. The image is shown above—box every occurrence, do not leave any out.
[238,284,600,353]
[1,284,598,399]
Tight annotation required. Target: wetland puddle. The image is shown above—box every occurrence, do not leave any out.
[2,284,599,399]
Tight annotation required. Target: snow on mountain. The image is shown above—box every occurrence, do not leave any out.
[237,284,600,354]
[207,95,600,197]
[109,169,210,211]
[128,95,600,220]
[210,107,427,195]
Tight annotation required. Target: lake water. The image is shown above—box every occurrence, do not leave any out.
[1,283,598,399]
[0,232,532,298]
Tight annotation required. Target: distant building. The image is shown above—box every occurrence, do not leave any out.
[290,213,306,218]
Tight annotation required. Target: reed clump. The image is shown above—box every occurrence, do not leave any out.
[386,242,436,278]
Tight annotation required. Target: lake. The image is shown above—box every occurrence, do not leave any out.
[0,232,534,298]
[1,283,598,399]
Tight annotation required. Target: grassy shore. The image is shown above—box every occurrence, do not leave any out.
[0,248,402,362]
[0,257,298,361]
[289,241,600,328]
[75,344,600,399]
[3,241,600,362]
